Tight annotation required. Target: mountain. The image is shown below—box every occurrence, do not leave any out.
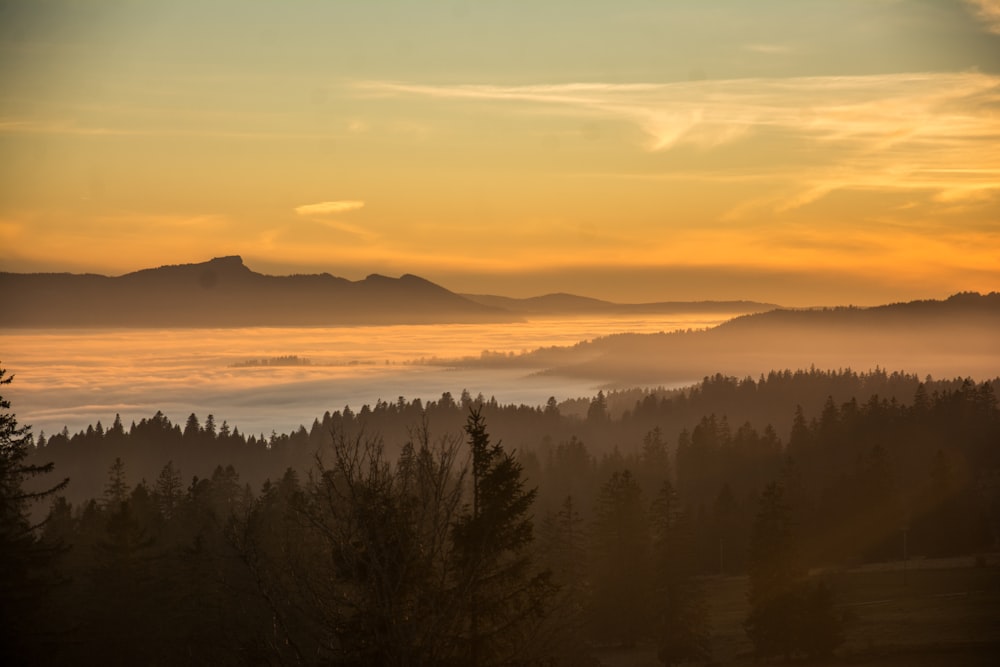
[457,292,1000,384]
[462,292,779,316]
[0,256,519,327]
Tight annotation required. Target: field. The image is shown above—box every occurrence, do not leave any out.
[595,556,1000,666]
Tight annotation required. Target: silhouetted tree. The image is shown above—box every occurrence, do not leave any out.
[587,390,608,423]
[103,456,128,507]
[154,460,183,520]
[536,495,593,665]
[0,366,69,663]
[296,426,468,665]
[452,406,553,666]
[589,469,650,646]
[184,413,201,439]
[650,480,709,666]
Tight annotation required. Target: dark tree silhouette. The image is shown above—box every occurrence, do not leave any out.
[589,469,651,646]
[536,495,593,666]
[0,366,69,663]
[452,406,553,666]
[649,480,710,666]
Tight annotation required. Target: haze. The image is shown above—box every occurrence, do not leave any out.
[2,1,999,305]
[0,314,728,438]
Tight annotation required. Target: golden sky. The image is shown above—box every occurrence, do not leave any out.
[1,0,998,305]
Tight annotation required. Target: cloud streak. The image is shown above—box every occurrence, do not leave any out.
[0,118,139,136]
[362,72,1000,153]
[294,200,366,216]
[363,73,1000,208]
[745,43,793,54]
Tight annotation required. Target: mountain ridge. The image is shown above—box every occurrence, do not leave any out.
[1,256,784,327]
[0,256,515,327]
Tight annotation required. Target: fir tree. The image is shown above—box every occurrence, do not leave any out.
[650,480,709,666]
[589,469,650,646]
[452,406,552,666]
[0,366,69,663]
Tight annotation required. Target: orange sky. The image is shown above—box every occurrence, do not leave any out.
[1,1,999,305]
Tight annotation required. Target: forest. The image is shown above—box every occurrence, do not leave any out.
[3,366,999,665]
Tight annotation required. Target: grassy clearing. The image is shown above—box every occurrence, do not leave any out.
[595,556,1000,666]
[704,556,1000,665]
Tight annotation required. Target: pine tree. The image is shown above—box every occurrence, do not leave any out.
[154,460,183,520]
[103,457,129,508]
[587,390,608,423]
[536,495,590,665]
[204,413,217,438]
[183,412,201,439]
[0,366,69,663]
[452,406,552,666]
[89,484,158,665]
[650,480,709,666]
[589,469,650,646]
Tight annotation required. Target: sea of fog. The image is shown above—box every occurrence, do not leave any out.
[1,314,732,438]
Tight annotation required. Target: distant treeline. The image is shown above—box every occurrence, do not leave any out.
[9,367,1000,664]
[230,354,312,368]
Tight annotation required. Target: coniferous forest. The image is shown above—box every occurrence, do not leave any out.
[3,365,999,665]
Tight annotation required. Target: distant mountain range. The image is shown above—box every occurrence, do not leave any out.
[0,256,777,327]
[461,292,778,316]
[458,292,1000,384]
[0,256,511,327]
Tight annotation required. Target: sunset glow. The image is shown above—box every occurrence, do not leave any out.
[1,1,999,304]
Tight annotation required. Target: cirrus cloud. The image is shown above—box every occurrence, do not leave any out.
[361,73,1000,154]
[361,73,1000,209]
[294,200,365,216]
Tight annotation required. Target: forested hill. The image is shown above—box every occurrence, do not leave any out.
[0,256,518,327]
[479,292,1000,384]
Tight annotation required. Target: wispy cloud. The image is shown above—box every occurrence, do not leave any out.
[745,43,793,54]
[294,200,366,216]
[0,116,344,141]
[964,0,1000,33]
[315,219,378,241]
[294,200,375,240]
[363,73,1000,208]
[0,118,138,136]
[362,72,1000,153]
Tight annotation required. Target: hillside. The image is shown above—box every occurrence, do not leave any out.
[457,292,1000,384]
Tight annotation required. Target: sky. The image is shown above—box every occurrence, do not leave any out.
[1,0,998,306]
